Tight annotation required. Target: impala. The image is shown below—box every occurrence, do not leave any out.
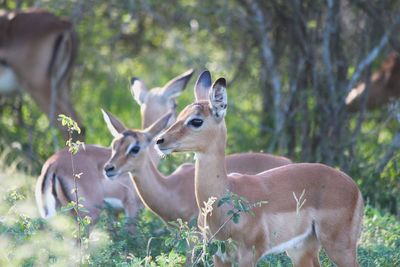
[35,70,194,232]
[0,9,83,138]
[156,71,364,266]
[346,52,400,111]
[102,70,291,224]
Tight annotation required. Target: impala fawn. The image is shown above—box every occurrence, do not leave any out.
[36,70,194,232]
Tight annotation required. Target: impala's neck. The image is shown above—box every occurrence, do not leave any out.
[194,123,229,208]
[148,142,161,166]
[131,152,174,222]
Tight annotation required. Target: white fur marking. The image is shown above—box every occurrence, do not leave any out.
[126,143,136,155]
[101,109,121,138]
[131,80,148,104]
[0,66,19,94]
[263,225,314,255]
[104,197,124,209]
[154,144,171,158]
[40,179,57,219]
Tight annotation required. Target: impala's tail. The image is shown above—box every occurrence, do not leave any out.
[35,163,70,218]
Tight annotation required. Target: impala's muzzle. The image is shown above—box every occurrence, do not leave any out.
[104,163,118,179]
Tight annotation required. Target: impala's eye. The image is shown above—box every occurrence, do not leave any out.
[129,145,140,155]
[188,118,203,128]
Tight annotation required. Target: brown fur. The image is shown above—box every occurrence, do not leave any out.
[158,99,363,267]
[104,119,291,223]
[0,9,82,137]
[36,145,142,232]
[346,52,400,111]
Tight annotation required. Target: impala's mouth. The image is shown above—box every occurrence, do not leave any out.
[156,147,173,157]
[155,143,178,157]
[104,169,120,180]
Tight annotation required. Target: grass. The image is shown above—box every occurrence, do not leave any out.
[0,164,399,266]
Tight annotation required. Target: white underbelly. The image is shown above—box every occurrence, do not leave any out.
[0,65,19,94]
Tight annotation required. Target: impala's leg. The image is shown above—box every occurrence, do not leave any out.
[287,247,320,267]
[312,254,321,267]
[320,205,362,267]
[236,244,262,267]
[86,207,101,234]
[213,255,232,267]
[321,243,358,267]
[319,224,359,267]
[123,188,142,234]
[56,84,84,139]
[286,233,321,267]
[123,202,140,234]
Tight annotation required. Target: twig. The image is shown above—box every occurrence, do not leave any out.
[293,189,306,215]
[322,0,337,99]
[376,131,400,174]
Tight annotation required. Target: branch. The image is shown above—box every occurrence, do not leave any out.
[245,0,284,141]
[322,0,337,98]
[376,131,400,174]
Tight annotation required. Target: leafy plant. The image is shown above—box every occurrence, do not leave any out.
[58,114,89,264]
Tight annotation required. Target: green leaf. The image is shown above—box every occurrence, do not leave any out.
[219,242,226,254]
[208,242,218,256]
[176,240,187,252]
[232,213,240,224]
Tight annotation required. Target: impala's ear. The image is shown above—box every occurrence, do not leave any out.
[101,109,127,138]
[194,70,212,101]
[209,78,227,121]
[130,77,148,105]
[162,69,194,99]
[144,112,174,141]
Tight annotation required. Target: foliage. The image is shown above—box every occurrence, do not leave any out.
[0,0,399,217]
[58,114,89,265]
[217,191,268,224]
[0,166,400,266]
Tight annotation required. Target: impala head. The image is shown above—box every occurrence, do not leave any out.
[156,70,228,154]
[131,69,194,128]
[102,109,173,179]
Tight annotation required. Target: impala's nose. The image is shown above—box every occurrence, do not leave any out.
[156,138,164,144]
[104,164,116,178]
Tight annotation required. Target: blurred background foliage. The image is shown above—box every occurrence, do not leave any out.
[0,0,400,265]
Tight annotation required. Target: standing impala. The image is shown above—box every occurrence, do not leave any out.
[156,71,364,266]
[35,70,194,232]
[102,71,292,224]
[0,9,82,138]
